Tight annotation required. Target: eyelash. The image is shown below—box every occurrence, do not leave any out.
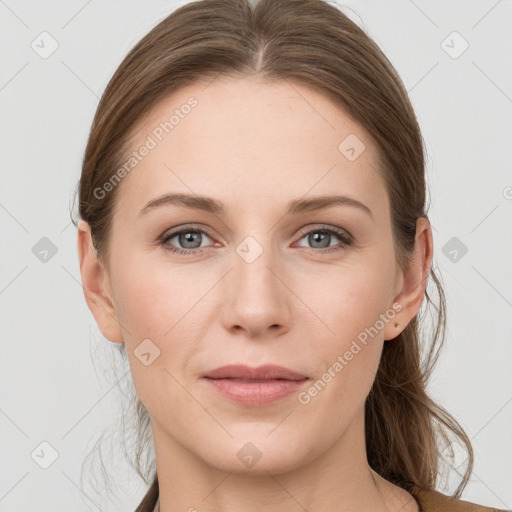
[158,224,353,256]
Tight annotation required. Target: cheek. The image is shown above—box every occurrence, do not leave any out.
[111,253,199,340]
[110,264,203,412]
[305,258,395,339]
[300,261,393,399]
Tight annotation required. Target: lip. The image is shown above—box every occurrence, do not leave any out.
[202,364,309,407]
[202,364,308,381]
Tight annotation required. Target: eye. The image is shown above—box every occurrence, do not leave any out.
[159,225,214,255]
[159,223,353,256]
[294,225,353,253]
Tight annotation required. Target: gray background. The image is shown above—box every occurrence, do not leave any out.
[1,0,511,511]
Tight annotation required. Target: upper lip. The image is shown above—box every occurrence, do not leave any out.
[202,364,308,381]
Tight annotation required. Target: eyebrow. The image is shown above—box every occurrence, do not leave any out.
[138,192,374,221]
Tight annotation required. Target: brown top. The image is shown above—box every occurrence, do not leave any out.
[136,475,510,512]
[411,487,509,512]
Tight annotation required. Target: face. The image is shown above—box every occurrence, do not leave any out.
[83,74,415,475]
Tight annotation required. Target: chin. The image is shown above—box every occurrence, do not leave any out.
[191,429,313,476]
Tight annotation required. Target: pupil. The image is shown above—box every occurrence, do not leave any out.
[311,232,329,248]
[181,231,200,248]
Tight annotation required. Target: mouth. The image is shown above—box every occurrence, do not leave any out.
[202,364,309,407]
[202,364,308,381]
[207,378,302,383]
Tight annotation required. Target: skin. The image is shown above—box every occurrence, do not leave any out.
[78,74,433,512]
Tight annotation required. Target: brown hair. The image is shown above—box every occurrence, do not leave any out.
[73,0,473,506]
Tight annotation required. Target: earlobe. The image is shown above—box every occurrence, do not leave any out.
[77,220,124,344]
[383,216,434,341]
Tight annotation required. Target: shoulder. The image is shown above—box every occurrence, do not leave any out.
[413,487,510,512]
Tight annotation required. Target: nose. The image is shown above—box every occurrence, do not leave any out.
[221,244,292,339]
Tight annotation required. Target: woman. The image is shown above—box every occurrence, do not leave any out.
[74,0,508,510]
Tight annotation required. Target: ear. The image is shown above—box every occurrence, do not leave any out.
[77,219,124,344]
[382,216,434,341]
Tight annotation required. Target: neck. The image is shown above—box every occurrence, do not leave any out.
[151,411,418,512]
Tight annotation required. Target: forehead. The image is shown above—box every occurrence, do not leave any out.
[113,75,388,221]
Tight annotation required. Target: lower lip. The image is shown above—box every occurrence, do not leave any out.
[203,378,309,407]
